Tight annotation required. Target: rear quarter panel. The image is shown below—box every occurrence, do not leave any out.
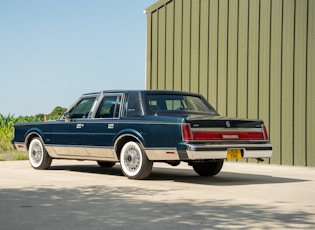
[116,116,184,148]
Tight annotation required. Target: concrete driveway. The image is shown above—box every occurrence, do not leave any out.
[1,160,314,229]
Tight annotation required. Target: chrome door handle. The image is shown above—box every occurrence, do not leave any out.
[76,124,84,129]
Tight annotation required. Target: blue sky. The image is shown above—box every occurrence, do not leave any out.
[0,0,156,116]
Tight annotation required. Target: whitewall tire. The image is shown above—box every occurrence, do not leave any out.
[120,141,153,179]
[28,137,52,170]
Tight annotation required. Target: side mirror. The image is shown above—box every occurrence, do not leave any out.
[63,111,71,122]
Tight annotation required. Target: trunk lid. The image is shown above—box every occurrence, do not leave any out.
[186,115,263,128]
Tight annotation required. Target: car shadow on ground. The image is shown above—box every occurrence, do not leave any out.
[2,184,315,229]
[49,163,308,186]
[2,162,314,229]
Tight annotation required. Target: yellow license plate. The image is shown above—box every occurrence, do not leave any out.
[227,149,242,160]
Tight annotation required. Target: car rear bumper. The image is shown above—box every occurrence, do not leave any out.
[145,143,272,161]
[185,143,272,160]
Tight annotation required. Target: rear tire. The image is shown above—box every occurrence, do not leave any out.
[28,137,52,170]
[120,141,153,180]
[97,161,116,168]
[191,160,224,176]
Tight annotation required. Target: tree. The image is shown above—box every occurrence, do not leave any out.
[49,106,67,118]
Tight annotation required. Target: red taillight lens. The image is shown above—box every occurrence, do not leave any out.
[193,132,222,140]
[262,125,269,140]
[239,132,264,140]
[182,123,268,141]
[182,123,193,141]
[192,131,264,140]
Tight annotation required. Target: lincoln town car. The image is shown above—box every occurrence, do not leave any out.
[12,90,272,179]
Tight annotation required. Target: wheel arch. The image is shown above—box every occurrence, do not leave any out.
[114,129,146,159]
[25,129,44,150]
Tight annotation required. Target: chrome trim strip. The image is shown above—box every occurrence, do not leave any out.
[45,144,114,149]
[145,148,180,161]
[186,149,272,160]
[42,121,181,125]
[114,134,143,149]
[49,132,115,135]
[45,146,58,157]
[187,139,269,143]
[45,145,119,161]
[187,143,272,150]
[102,121,181,125]
[86,147,118,160]
[243,150,272,158]
[185,143,272,160]
[186,150,227,160]
[51,146,89,157]
[191,127,263,132]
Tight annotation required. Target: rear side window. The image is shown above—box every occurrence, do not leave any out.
[95,96,121,118]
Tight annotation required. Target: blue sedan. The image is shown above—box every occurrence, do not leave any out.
[12,90,272,179]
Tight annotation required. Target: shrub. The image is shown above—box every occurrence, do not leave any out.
[0,114,43,153]
[0,114,17,152]
[0,107,65,155]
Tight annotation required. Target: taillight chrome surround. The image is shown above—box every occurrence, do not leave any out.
[262,124,269,140]
[181,123,193,141]
[182,123,269,141]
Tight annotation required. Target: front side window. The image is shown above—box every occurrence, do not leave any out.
[95,96,121,118]
[71,97,96,118]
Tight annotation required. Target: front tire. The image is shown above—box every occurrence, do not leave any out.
[28,137,52,170]
[191,160,224,176]
[120,141,153,180]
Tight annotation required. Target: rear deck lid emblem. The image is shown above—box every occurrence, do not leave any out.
[226,121,231,128]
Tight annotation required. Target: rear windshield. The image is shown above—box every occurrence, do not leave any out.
[147,94,216,114]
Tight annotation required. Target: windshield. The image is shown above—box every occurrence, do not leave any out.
[147,94,217,114]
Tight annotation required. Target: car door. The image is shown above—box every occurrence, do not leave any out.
[84,94,122,158]
[50,95,98,157]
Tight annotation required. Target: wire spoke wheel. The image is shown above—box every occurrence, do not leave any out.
[28,137,52,170]
[120,141,152,179]
[124,146,141,172]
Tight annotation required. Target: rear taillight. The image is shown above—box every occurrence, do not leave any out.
[182,123,193,141]
[192,131,264,140]
[182,123,268,141]
[262,124,269,140]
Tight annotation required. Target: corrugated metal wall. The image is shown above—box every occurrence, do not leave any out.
[146,0,315,166]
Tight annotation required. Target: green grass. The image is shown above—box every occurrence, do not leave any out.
[0,151,29,161]
[13,152,29,160]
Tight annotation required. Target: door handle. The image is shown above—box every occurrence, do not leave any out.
[76,124,84,129]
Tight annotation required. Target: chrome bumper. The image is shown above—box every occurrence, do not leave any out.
[145,143,272,161]
[186,143,272,160]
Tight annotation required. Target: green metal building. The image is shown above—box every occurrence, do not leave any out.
[145,0,315,166]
